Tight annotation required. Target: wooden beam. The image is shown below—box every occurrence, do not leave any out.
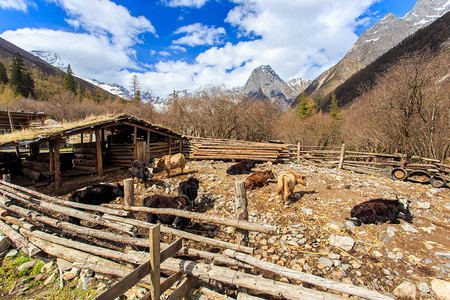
[167,275,197,300]
[120,121,180,139]
[160,272,183,294]
[95,129,103,176]
[95,260,151,300]
[54,140,61,191]
[149,225,161,300]
[168,137,172,155]
[133,126,138,159]
[338,143,346,170]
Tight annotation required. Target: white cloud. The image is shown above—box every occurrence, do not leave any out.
[49,0,155,47]
[0,0,34,12]
[161,0,210,8]
[173,23,226,46]
[1,0,383,99]
[143,0,380,96]
[169,45,187,53]
[1,28,136,80]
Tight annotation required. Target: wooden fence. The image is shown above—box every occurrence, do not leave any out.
[185,138,449,187]
[0,179,392,300]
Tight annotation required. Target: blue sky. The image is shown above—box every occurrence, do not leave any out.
[0,0,418,96]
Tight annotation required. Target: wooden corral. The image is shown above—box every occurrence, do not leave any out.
[0,115,186,190]
[0,110,47,134]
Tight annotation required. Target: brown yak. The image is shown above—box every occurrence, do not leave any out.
[276,171,307,203]
[246,170,275,190]
[155,153,185,177]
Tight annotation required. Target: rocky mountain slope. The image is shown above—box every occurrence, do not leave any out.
[242,65,311,111]
[0,38,115,98]
[303,0,450,102]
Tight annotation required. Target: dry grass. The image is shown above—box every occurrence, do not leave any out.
[0,114,128,146]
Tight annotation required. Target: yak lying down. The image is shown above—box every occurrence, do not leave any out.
[347,198,412,226]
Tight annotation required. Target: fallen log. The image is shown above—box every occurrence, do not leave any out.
[19,227,146,265]
[0,202,249,269]
[161,258,344,300]
[27,234,131,272]
[223,249,392,300]
[102,204,277,234]
[0,190,136,235]
[0,219,41,256]
[0,180,129,217]
[102,214,254,254]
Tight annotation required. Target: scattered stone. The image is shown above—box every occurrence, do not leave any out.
[386,226,397,237]
[0,234,11,251]
[351,261,361,269]
[326,223,341,231]
[416,201,431,209]
[57,258,73,272]
[328,234,355,252]
[328,253,340,260]
[345,220,356,230]
[5,249,18,258]
[302,208,313,215]
[394,281,416,299]
[18,260,37,272]
[417,282,429,294]
[372,250,383,258]
[318,257,333,268]
[43,272,57,286]
[401,223,418,233]
[41,261,54,273]
[62,272,77,281]
[431,279,450,300]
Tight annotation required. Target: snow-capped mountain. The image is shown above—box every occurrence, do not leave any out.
[304,0,450,100]
[82,78,131,100]
[242,65,311,111]
[30,50,67,71]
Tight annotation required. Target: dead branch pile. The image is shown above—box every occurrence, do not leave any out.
[0,180,393,299]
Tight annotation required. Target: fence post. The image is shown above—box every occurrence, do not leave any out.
[124,178,134,207]
[338,143,346,170]
[234,181,249,246]
[297,142,301,164]
[149,225,161,300]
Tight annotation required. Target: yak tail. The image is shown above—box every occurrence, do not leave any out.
[276,175,285,196]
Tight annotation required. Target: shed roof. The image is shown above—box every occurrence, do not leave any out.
[0,114,184,150]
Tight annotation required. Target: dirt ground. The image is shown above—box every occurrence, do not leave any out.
[52,159,449,298]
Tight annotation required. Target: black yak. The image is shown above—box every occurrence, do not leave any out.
[131,159,154,188]
[226,159,256,175]
[142,194,191,230]
[347,198,412,226]
[178,176,199,205]
[67,183,124,225]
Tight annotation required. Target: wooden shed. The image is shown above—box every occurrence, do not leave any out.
[0,111,48,134]
[0,114,186,190]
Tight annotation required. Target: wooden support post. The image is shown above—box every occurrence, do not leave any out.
[48,142,54,172]
[133,126,138,158]
[54,140,61,191]
[168,137,172,155]
[149,225,161,300]
[90,131,93,143]
[338,143,346,170]
[95,129,104,177]
[124,178,134,207]
[234,181,249,246]
[2,174,11,183]
[80,133,84,145]
[179,139,183,152]
[297,142,301,164]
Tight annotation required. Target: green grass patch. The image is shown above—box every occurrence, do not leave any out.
[32,261,44,275]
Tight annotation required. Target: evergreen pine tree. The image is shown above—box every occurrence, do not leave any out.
[0,61,8,84]
[63,64,76,93]
[23,72,35,98]
[134,90,141,102]
[329,93,341,120]
[9,53,34,97]
[296,92,316,118]
[76,83,83,102]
